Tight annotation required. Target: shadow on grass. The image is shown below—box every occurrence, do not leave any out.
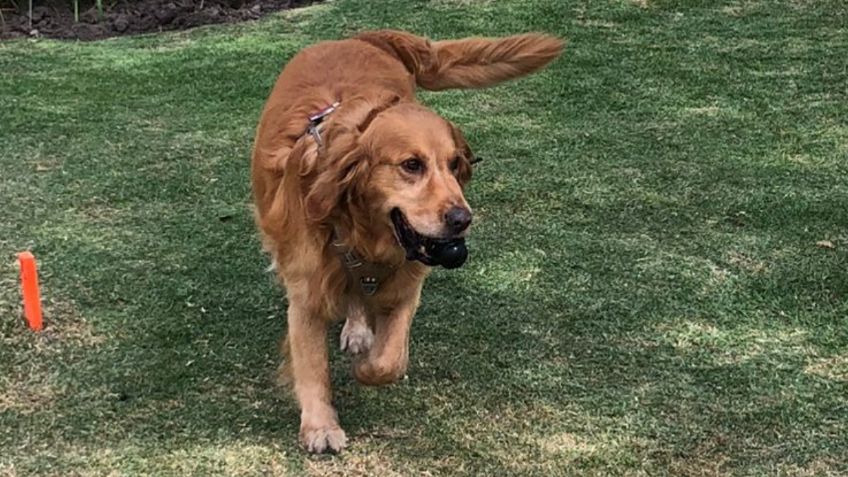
[8,211,842,475]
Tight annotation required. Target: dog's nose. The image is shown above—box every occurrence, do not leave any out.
[444,206,472,234]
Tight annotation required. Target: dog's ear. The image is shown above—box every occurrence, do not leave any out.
[304,154,367,224]
[448,122,474,185]
[304,95,399,224]
[304,141,368,225]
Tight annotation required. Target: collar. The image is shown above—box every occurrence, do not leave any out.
[306,101,340,146]
[330,229,394,296]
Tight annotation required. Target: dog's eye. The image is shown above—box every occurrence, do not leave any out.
[401,158,424,174]
[449,157,461,173]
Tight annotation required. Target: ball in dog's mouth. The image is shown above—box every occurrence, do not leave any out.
[390,208,468,269]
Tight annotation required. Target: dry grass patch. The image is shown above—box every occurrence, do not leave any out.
[727,250,767,274]
[805,353,848,382]
[305,442,405,477]
[0,373,64,415]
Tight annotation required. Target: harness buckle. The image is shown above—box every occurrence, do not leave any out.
[307,101,340,146]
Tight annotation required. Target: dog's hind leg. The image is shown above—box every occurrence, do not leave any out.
[340,301,374,355]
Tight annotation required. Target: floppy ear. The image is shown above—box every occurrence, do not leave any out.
[303,95,399,224]
[448,122,474,185]
[304,142,368,225]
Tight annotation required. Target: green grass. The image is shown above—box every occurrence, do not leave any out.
[1,0,847,475]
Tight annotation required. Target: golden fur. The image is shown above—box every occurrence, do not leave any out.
[251,29,563,453]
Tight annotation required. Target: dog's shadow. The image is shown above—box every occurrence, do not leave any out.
[38,213,845,469]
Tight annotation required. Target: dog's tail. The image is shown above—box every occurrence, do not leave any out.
[355,30,564,91]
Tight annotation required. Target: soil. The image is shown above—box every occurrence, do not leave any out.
[0,0,314,41]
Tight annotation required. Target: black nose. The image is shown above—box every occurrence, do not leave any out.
[444,206,472,234]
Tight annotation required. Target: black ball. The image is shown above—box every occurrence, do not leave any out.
[431,240,468,269]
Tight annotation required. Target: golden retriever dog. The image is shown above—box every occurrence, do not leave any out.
[251,29,562,453]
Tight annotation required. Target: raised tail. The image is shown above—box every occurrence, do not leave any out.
[355,30,564,91]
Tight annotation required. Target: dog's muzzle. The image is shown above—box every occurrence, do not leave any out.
[390,209,468,269]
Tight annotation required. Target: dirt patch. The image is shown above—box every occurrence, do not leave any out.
[0,0,314,41]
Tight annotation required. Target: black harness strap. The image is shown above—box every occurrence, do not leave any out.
[330,234,395,296]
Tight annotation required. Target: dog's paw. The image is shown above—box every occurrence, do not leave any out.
[300,425,347,454]
[340,319,374,355]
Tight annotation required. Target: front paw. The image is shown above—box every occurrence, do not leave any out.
[300,424,347,454]
[340,318,374,355]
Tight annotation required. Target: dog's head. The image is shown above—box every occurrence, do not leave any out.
[305,99,475,268]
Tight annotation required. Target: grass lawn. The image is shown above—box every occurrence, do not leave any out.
[1,0,847,475]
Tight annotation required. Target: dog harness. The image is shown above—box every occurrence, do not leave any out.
[306,101,340,146]
[330,233,395,296]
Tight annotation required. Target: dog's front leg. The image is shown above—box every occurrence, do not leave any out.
[286,296,346,453]
[353,287,422,386]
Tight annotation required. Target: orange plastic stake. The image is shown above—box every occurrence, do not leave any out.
[18,251,43,332]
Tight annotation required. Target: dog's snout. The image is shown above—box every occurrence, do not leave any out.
[444,206,472,234]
